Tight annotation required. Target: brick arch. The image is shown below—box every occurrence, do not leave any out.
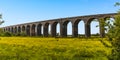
[11,27,14,33]
[18,26,21,33]
[51,21,59,37]
[63,20,71,25]
[26,25,30,36]
[86,18,99,25]
[8,27,11,32]
[3,28,5,32]
[14,27,17,33]
[31,24,36,36]
[22,25,25,32]
[103,16,115,26]
[74,19,85,25]
[43,22,50,37]
[72,19,85,37]
[62,20,72,37]
[37,24,42,36]
[103,16,115,33]
[8,27,10,32]
[6,28,8,31]
[103,15,115,20]
[5,27,7,32]
[4,28,6,31]
[86,18,100,37]
[5,28,7,31]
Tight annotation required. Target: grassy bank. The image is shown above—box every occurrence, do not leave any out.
[0,37,112,60]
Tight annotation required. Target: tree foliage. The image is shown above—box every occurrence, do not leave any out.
[107,2,120,60]
[0,14,4,25]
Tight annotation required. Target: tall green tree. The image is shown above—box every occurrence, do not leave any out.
[0,14,4,25]
[0,14,4,36]
[107,2,120,60]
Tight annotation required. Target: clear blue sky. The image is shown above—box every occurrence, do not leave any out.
[0,0,119,34]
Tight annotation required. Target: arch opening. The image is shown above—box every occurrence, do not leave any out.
[22,26,25,32]
[18,26,21,33]
[63,20,72,37]
[11,27,14,33]
[88,18,100,37]
[43,23,50,37]
[105,17,115,33]
[31,24,36,36]
[41,25,43,36]
[8,28,10,32]
[51,22,60,37]
[37,24,42,36]
[4,28,6,32]
[14,27,17,33]
[26,25,30,36]
[78,20,85,37]
[56,23,60,37]
[48,24,51,36]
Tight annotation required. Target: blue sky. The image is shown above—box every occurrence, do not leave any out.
[0,0,119,34]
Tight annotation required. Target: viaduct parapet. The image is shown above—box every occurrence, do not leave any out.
[2,13,117,37]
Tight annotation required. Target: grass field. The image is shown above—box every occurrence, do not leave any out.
[0,37,112,60]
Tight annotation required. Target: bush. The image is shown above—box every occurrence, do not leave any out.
[19,32,27,37]
[3,31,12,37]
[15,33,21,36]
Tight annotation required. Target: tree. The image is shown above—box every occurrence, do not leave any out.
[0,14,4,25]
[107,2,120,60]
[0,14,5,36]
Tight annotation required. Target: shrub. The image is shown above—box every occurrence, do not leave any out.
[3,31,12,37]
[20,31,27,37]
[15,33,21,36]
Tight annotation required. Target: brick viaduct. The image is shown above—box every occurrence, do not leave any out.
[2,13,117,37]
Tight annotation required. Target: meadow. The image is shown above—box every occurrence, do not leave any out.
[0,37,112,60]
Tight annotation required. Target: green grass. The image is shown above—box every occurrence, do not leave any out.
[0,37,112,60]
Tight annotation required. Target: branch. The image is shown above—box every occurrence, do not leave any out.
[114,2,120,7]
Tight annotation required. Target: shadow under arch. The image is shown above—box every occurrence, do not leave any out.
[73,19,85,37]
[51,22,60,37]
[7,27,10,32]
[26,25,30,36]
[3,28,6,32]
[18,26,21,33]
[11,27,14,33]
[98,16,115,37]
[86,18,100,37]
[14,27,17,33]
[22,25,25,32]
[31,24,36,36]
[104,17,115,33]
[43,22,50,37]
[37,24,42,36]
[62,20,72,37]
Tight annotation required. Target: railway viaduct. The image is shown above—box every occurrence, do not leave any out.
[2,13,117,37]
